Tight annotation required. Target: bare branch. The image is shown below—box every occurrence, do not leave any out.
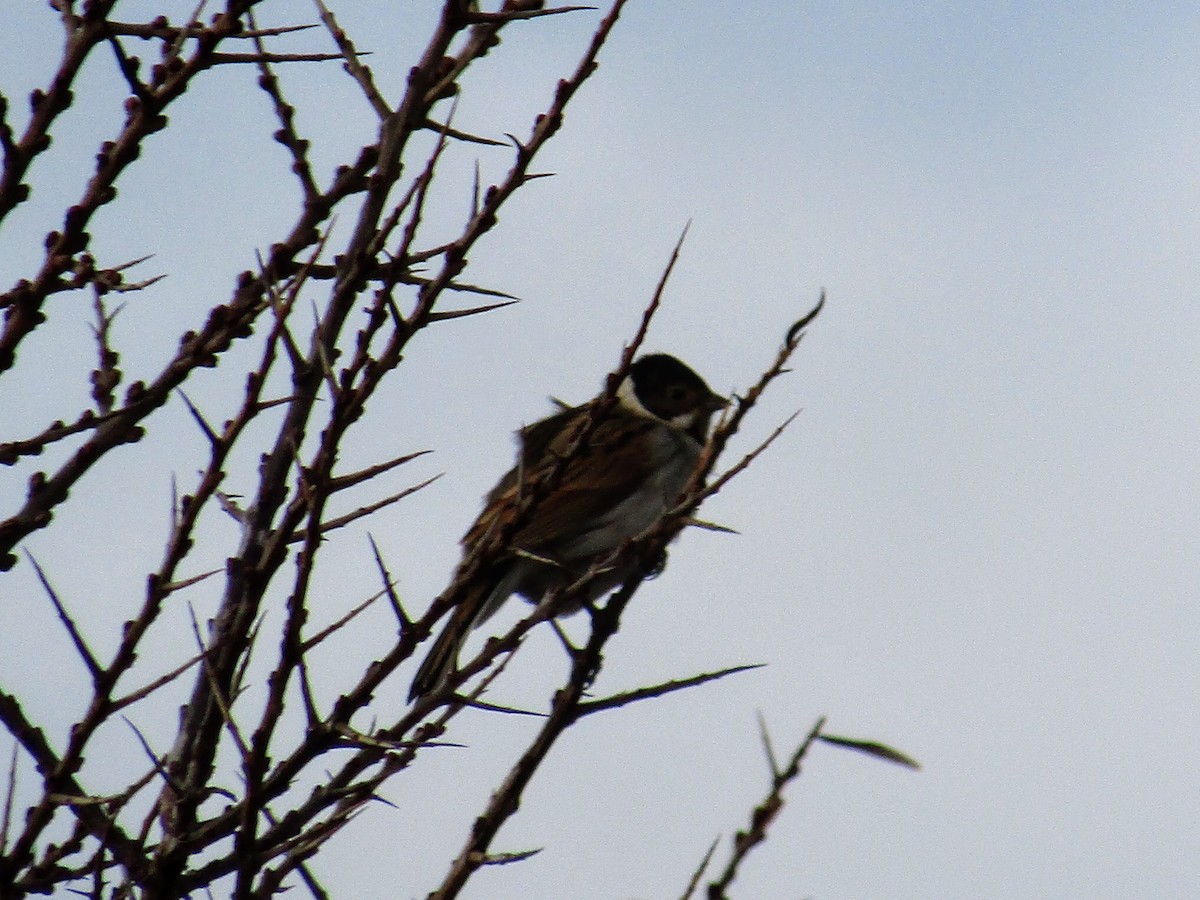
[576,664,765,718]
[285,473,443,542]
[248,9,320,203]
[177,390,221,448]
[299,590,387,654]
[89,288,124,413]
[0,3,840,896]
[425,298,518,323]
[122,717,183,794]
[705,717,826,899]
[109,652,204,714]
[818,733,921,770]
[466,5,596,24]
[0,406,127,466]
[327,449,431,493]
[697,410,801,505]
[756,710,780,778]
[161,567,223,596]
[209,50,346,65]
[421,118,506,146]
[679,835,721,900]
[611,220,689,386]
[25,552,103,684]
[479,847,543,866]
[312,0,390,118]
[367,532,411,631]
[682,516,740,535]
[457,698,545,718]
[1,741,17,853]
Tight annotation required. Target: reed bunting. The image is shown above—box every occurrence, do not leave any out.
[408,353,727,701]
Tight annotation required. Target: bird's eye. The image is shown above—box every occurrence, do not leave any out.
[667,386,688,403]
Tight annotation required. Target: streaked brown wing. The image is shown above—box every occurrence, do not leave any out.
[463,408,658,555]
[473,404,583,514]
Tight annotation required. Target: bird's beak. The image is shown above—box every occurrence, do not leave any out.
[705,393,730,413]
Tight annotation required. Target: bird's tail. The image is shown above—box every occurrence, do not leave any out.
[409,562,525,703]
[408,616,468,702]
[408,578,495,702]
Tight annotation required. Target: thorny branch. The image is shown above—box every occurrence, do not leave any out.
[702,717,827,899]
[0,2,894,898]
[423,271,825,897]
[683,717,919,899]
[0,0,685,894]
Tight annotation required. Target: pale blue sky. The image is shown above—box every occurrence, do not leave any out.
[1,2,1197,897]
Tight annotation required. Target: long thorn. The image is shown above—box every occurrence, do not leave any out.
[25,552,102,683]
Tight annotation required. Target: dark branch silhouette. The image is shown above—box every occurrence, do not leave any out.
[0,3,909,897]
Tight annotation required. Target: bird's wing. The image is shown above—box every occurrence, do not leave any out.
[463,408,665,555]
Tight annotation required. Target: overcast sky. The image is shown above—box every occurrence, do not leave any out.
[1,2,1198,898]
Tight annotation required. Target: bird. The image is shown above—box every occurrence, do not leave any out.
[408,353,728,702]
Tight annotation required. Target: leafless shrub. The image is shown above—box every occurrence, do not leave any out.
[0,3,910,896]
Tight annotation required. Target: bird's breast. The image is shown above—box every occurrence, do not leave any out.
[556,425,700,560]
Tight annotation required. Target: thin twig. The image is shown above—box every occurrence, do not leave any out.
[576,664,765,717]
[327,449,430,493]
[312,0,390,118]
[25,552,103,683]
[705,717,826,899]
[110,652,204,714]
[611,221,690,387]
[679,834,721,900]
[299,590,387,653]
[367,533,411,631]
[1,741,17,853]
[285,474,443,543]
